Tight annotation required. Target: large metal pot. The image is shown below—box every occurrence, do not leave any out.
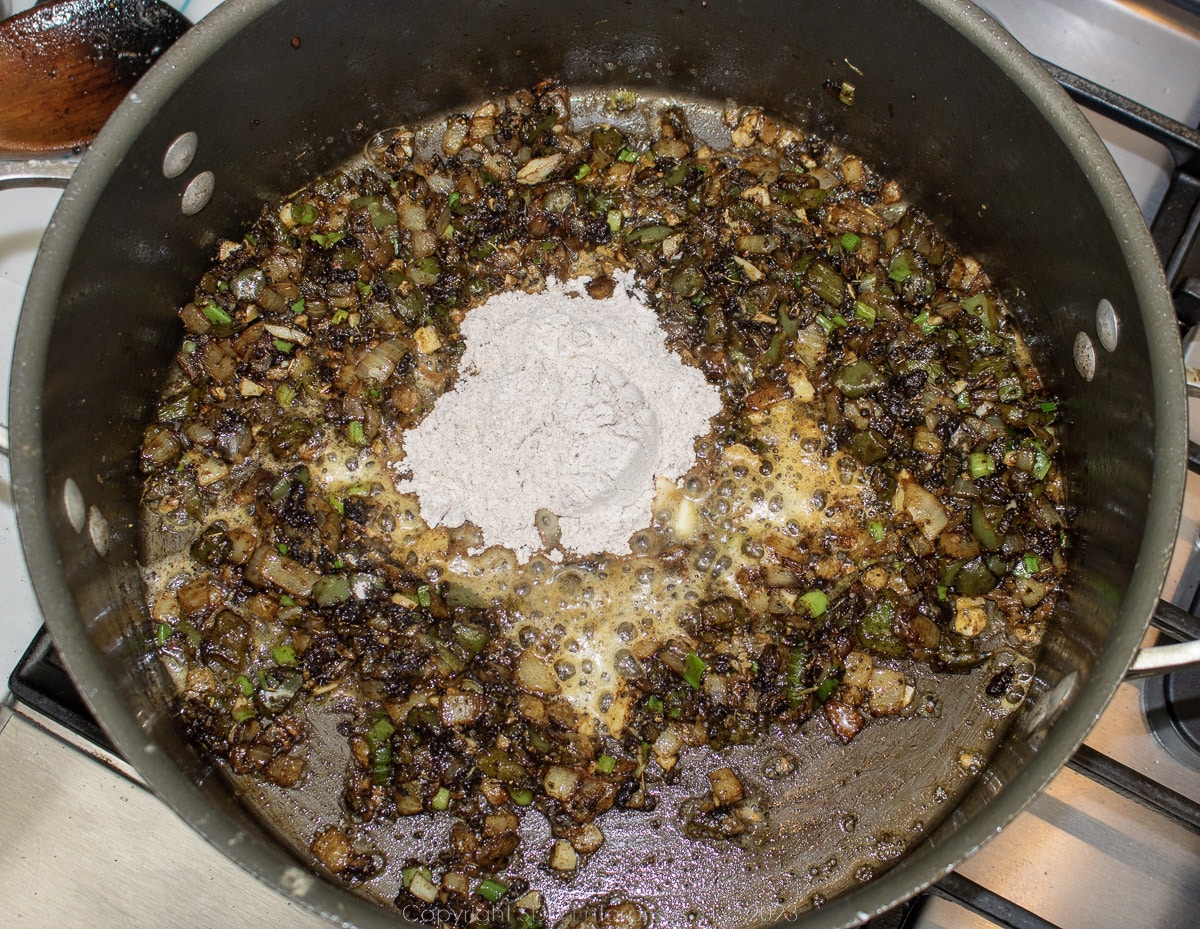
[5,0,1188,926]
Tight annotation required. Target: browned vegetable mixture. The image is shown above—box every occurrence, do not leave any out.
[140,81,1065,926]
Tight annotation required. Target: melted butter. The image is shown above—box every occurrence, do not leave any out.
[354,390,879,734]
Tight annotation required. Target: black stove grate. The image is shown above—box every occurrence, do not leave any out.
[12,58,1200,929]
[1039,59,1200,327]
[9,626,115,755]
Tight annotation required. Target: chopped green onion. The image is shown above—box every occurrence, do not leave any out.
[956,389,970,410]
[868,519,885,542]
[596,754,616,774]
[236,674,255,697]
[280,595,296,607]
[800,590,829,617]
[416,585,432,608]
[937,584,949,601]
[367,715,395,785]
[816,677,839,701]
[269,474,292,500]
[450,619,490,653]
[356,280,374,295]
[970,503,1002,551]
[508,786,534,806]
[313,574,351,607]
[683,652,706,690]
[275,383,296,406]
[625,225,672,245]
[431,787,451,811]
[309,231,346,247]
[1032,443,1052,481]
[1040,401,1058,413]
[858,594,904,657]
[574,163,592,180]
[664,163,690,186]
[272,338,294,353]
[328,496,345,515]
[962,293,999,331]
[202,302,232,326]
[913,310,936,335]
[216,280,229,292]
[477,878,508,903]
[785,646,808,707]
[155,623,171,645]
[606,209,622,233]
[181,339,197,355]
[815,312,848,335]
[176,623,200,648]
[332,557,344,570]
[646,695,664,715]
[1023,553,1040,575]
[157,393,193,421]
[276,542,289,554]
[616,147,639,163]
[293,202,318,225]
[997,379,1023,402]
[347,421,366,445]
[968,452,996,479]
[273,645,297,666]
[888,253,913,282]
[232,705,256,723]
[839,232,861,252]
[331,309,350,325]
[853,300,876,327]
[290,298,306,315]
[805,259,846,306]
[370,716,395,742]
[346,482,372,496]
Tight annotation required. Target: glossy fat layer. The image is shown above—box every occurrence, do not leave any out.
[360,392,875,733]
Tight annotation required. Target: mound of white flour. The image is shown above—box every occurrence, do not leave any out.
[396,274,721,562]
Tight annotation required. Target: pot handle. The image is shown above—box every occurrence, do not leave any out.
[1127,599,1200,678]
[0,157,77,456]
[0,156,77,191]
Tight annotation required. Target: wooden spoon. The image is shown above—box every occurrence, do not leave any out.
[0,0,189,155]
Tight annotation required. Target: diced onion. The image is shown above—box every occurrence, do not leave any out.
[355,339,407,382]
[516,649,561,695]
[543,765,579,800]
[896,476,948,540]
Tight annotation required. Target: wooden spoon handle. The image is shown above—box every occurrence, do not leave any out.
[0,0,189,155]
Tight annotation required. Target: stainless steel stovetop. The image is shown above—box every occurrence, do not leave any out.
[3,1,1200,927]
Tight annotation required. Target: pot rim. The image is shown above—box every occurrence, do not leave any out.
[8,0,1187,927]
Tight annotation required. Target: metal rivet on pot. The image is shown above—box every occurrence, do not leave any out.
[1073,331,1096,381]
[181,170,215,215]
[87,505,109,558]
[162,131,198,179]
[63,478,86,533]
[1096,298,1120,352]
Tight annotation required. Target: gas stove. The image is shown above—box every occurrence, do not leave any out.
[3,1,1200,927]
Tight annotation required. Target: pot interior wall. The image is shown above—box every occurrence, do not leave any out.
[14,0,1176,925]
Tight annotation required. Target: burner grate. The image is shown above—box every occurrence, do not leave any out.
[8,627,115,755]
[1039,59,1200,326]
